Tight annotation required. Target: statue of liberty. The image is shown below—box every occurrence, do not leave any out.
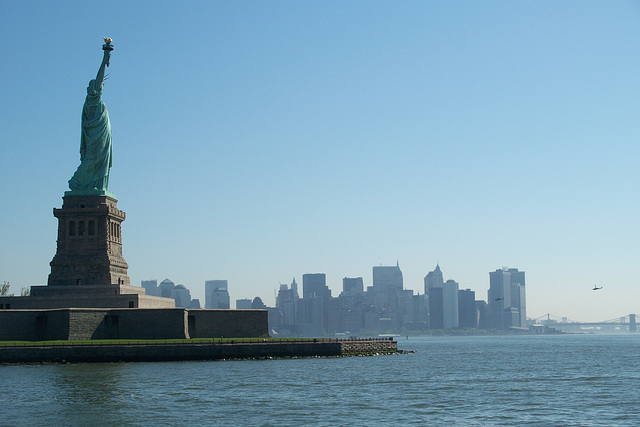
[68,38,114,194]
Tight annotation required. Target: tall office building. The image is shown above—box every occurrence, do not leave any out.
[170,284,192,308]
[301,274,331,334]
[276,278,300,326]
[425,264,444,329]
[509,269,527,328]
[373,263,403,294]
[475,300,490,329]
[141,279,158,297]
[205,280,230,309]
[488,268,526,329]
[424,264,444,294]
[458,289,477,328]
[158,278,175,298]
[410,293,429,326]
[443,279,459,329]
[302,274,330,300]
[342,277,364,296]
[428,286,444,329]
[236,298,252,310]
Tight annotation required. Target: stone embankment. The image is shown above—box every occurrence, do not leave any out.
[0,338,398,363]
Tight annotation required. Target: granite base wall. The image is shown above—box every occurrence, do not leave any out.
[0,309,266,341]
[0,310,70,341]
[188,310,269,338]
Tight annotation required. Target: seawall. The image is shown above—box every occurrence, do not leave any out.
[0,308,268,341]
[0,339,398,363]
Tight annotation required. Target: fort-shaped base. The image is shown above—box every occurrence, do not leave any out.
[48,194,130,288]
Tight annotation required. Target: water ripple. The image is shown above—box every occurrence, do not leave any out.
[2,335,640,425]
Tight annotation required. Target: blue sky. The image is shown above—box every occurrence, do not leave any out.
[1,1,639,321]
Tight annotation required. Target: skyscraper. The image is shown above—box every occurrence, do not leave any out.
[302,274,330,300]
[424,264,444,294]
[342,277,364,296]
[205,280,230,309]
[301,274,331,335]
[158,278,175,298]
[489,268,526,329]
[458,289,477,328]
[170,284,192,308]
[443,279,459,329]
[428,286,444,329]
[236,298,252,310]
[141,279,158,297]
[508,269,527,328]
[425,264,444,329]
[276,278,300,326]
[373,263,403,294]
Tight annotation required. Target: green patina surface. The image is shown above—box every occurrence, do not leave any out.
[68,41,114,194]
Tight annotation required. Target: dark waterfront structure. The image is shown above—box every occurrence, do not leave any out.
[0,337,398,364]
[0,308,267,341]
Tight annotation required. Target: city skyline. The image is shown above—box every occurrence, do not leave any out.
[1,2,638,322]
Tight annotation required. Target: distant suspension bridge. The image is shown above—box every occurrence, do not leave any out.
[531,313,637,332]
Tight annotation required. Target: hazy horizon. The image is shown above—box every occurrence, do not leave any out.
[1,1,638,322]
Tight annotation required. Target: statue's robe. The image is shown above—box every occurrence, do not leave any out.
[68,81,112,191]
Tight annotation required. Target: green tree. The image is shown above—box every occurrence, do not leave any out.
[1,281,13,297]
[20,287,30,297]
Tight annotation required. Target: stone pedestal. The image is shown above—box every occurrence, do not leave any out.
[0,194,175,309]
[48,195,130,288]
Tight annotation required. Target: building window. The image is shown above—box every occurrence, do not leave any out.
[69,221,75,236]
[88,220,95,236]
[79,221,85,236]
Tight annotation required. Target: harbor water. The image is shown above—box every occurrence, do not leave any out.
[2,334,638,425]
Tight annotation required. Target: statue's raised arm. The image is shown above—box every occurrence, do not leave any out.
[68,38,115,195]
[96,37,113,83]
[94,51,110,88]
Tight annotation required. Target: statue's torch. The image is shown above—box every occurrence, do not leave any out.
[102,37,113,66]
